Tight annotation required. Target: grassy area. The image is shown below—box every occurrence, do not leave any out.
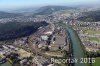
[56,63,68,66]
[98,44,100,47]
[88,37,100,42]
[0,62,12,66]
[93,57,100,66]
[45,51,64,57]
[85,30,100,34]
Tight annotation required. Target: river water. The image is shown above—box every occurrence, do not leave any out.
[66,26,86,66]
[58,22,86,66]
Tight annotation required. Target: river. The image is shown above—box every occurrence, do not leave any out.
[60,23,86,66]
[66,26,86,66]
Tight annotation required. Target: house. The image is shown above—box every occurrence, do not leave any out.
[41,35,49,41]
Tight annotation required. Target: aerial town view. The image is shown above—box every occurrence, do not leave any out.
[0,0,100,66]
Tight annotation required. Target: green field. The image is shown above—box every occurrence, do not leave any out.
[85,30,100,34]
[0,62,12,66]
[93,57,100,66]
[98,44,100,47]
[88,37,100,42]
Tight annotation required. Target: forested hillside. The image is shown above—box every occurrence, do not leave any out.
[0,21,48,41]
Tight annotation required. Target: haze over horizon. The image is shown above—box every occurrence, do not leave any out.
[0,0,99,11]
